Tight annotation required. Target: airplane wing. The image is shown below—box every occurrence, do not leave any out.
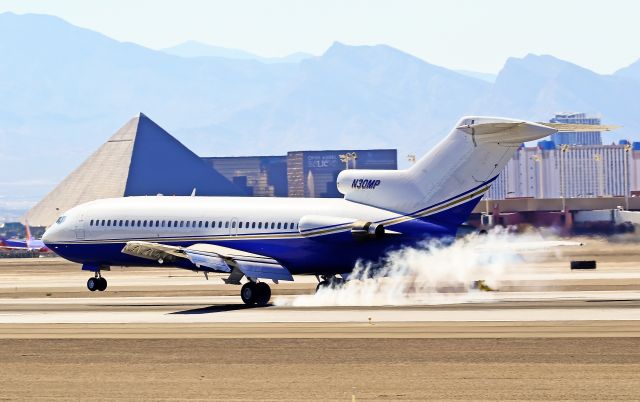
[121,241,293,283]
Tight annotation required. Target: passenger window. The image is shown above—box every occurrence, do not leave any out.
[239,222,243,229]
[218,221,222,228]
[232,221,236,229]
[174,220,178,227]
[192,221,196,228]
[161,220,165,227]
[277,222,281,229]
[137,220,141,227]
[252,222,256,229]
[291,222,295,229]
[284,222,288,229]
[125,220,129,227]
[167,221,172,228]
[271,222,275,229]
[119,220,122,227]
[186,221,190,228]
[107,220,111,226]
[155,220,159,227]
[180,221,184,228]
[258,222,262,229]
[198,221,203,228]
[204,221,208,228]
[225,221,229,229]
[90,220,94,226]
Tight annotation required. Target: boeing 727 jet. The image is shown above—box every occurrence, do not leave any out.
[42,116,558,305]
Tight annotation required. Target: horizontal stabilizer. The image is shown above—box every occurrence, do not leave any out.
[456,120,556,143]
[538,123,619,132]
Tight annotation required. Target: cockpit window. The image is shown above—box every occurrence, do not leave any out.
[55,216,66,224]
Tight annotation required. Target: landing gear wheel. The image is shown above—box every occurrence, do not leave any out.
[316,280,330,293]
[87,277,99,292]
[316,277,345,293]
[241,282,257,305]
[97,277,107,291]
[255,282,271,306]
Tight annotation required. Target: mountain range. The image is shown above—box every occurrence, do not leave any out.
[1,12,639,218]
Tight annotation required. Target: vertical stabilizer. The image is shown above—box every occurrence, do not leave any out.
[337,116,556,225]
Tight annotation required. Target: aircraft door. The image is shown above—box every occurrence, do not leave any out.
[229,218,238,236]
[74,216,86,240]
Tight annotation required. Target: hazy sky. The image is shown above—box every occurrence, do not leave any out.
[1,0,637,74]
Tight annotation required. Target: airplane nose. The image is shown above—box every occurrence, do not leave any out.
[42,225,57,245]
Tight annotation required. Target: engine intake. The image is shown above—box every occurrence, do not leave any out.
[351,220,385,239]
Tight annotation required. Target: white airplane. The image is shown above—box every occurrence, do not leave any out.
[42,116,556,305]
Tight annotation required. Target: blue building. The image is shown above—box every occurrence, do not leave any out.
[549,112,602,145]
[287,149,398,197]
[203,156,288,197]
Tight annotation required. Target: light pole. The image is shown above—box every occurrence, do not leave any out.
[594,154,603,197]
[533,153,544,198]
[624,144,631,210]
[560,144,569,212]
[339,152,358,170]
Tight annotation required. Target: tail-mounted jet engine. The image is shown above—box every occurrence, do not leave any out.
[351,220,385,239]
[298,215,388,240]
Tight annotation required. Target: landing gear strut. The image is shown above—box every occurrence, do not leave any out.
[87,273,107,292]
[315,275,345,293]
[240,281,271,306]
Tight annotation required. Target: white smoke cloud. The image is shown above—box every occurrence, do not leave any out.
[276,228,575,307]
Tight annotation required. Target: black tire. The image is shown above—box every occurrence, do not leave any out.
[97,277,107,292]
[255,282,271,306]
[240,282,257,305]
[316,280,329,293]
[330,278,345,289]
[87,277,98,292]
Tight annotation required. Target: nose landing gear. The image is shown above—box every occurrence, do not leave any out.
[87,274,107,292]
[82,264,109,292]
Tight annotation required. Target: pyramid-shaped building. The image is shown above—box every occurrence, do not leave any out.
[26,113,245,226]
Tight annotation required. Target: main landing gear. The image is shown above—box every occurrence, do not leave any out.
[315,275,345,293]
[87,274,107,292]
[240,281,271,306]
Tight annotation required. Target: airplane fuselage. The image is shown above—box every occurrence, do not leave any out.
[42,194,468,275]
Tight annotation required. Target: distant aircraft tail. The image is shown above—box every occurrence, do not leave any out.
[337,116,556,227]
[25,221,33,241]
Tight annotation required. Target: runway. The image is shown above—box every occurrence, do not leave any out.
[1,239,640,337]
[2,239,640,400]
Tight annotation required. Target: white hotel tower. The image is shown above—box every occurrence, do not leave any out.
[486,113,637,200]
[486,143,637,199]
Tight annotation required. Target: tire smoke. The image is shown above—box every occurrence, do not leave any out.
[276,228,571,307]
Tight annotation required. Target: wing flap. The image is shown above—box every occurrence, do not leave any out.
[183,249,231,272]
[236,260,294,281]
